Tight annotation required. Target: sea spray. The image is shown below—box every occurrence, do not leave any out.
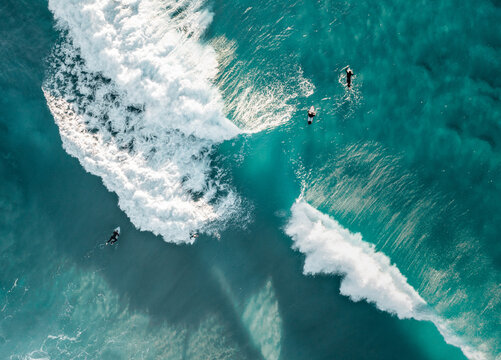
[285,198,488,360]
[44,0,242,242]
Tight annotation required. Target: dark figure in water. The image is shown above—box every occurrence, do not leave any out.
[307,106,316,125]
[107,229,120,245]
[346,67,354,88]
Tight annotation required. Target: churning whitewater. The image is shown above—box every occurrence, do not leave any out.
[285,198,488,360]
[44,0,243,242]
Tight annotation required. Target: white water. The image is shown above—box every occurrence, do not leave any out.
[44,0,243,242]
[285,198,488,360]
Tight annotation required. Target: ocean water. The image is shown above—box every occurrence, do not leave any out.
[1,0,499,359]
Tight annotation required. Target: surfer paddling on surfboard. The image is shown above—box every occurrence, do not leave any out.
[346,67,354,88]
[107,227,120,245]
[307,106,316,125]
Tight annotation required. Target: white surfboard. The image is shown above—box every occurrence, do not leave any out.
[308,106,316,124]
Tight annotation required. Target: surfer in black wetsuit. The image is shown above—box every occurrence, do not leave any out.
[307,106,316,125]
[107,229,119,245]
[346,67,354,88]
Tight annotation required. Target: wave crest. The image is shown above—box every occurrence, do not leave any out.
[44,0,243,242]
[285,198,488,360]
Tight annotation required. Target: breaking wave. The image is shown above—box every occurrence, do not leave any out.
[44,0,244,242]
[285,198,488,360]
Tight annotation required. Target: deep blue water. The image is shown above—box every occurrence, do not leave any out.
[1,0,499,359]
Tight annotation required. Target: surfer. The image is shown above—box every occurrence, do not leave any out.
[346,67,354,88]
[107,227,120,245]
[307,106,316,125]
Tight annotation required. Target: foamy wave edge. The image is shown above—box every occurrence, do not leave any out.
[44,0,244,243]
[284,198,488,360]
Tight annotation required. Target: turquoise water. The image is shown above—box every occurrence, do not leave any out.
[1,0,499,359]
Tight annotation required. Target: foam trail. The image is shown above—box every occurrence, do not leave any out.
[44,0,243,242]
[284,198,488,360]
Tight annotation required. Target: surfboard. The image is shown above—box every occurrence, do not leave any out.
[106,227,120,245]
[308,106,316,124]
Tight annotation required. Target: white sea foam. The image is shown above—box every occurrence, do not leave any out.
[48,0,238,140]
[44,0,243,242]
[285,198,488,360]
